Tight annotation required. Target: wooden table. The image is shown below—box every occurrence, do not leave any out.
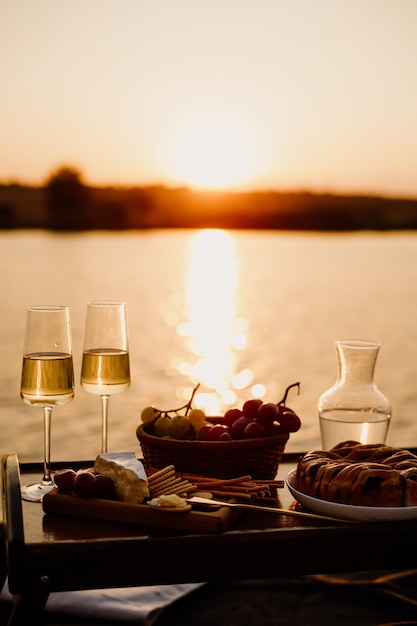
[3,451,417,626]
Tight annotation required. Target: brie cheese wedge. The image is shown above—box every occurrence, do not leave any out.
[94,452,149,504]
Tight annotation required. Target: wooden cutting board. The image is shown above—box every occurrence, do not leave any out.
[42,489,239,533]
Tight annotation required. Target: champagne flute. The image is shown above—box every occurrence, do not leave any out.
[81,301,130,454]
[20,305,75,502]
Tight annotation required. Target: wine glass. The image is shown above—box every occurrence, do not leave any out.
[20,305,75,502]
[80,301,130,454]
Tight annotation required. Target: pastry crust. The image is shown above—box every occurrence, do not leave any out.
[295,441,417,507]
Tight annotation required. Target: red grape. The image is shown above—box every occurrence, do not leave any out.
[265,422,283,436]
[256,402,279,425]
[223,408,243,427]
[277,404,295,416]
[279,410,301,433]
[53,468,76,493]
[208,424,228,440]
[230,416,252,439]
[73,471,96,498]
[219,430,232,441]
[243,421,266,439]
[198,425,213,440]
[242,398,263,419]
[94,474,116,499]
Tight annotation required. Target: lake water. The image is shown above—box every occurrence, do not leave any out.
[1,228,417,463]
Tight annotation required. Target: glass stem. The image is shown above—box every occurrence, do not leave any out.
[42,405,53,486]
[101,395,110,454]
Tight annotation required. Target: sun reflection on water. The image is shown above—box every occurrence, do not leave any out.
[172,229,264,414]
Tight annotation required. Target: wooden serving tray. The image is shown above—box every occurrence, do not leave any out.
[42,489,239,533]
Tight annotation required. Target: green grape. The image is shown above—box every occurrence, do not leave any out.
[142,383,202,437]
[141,406,160,423]
[170,414,192,439]
[188,408,206,426]
[153,415,172,437]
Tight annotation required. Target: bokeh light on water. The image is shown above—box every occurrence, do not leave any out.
[2,229,417,462]
[173,229,254,414]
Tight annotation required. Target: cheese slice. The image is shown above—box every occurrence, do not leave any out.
[148,494,188,508]
[94,452,149,504]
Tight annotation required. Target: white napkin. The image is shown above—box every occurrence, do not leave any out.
[1,582,205,625]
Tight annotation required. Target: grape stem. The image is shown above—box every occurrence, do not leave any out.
[184,383,200,416]
[155,383,201,417]
[278,382,300,406]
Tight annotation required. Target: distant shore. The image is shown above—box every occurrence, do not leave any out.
[1,182,417,231]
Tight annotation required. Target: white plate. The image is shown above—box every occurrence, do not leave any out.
[286,469,417,522]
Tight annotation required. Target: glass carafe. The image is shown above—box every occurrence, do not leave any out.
[317,339,391,449]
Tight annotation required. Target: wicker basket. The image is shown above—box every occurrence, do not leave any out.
[136,420,289,479]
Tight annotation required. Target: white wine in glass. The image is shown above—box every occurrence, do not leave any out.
[81,301,130,453]
[20,305,75,502]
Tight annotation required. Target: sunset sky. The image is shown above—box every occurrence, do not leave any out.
[1,0,417,197]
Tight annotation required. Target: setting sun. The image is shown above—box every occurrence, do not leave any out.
[2,2,417,198]
[160,108,263,191]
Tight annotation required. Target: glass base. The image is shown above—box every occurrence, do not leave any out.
[21,482,54,502]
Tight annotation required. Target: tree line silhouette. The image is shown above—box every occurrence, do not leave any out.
[1,165,417,231]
